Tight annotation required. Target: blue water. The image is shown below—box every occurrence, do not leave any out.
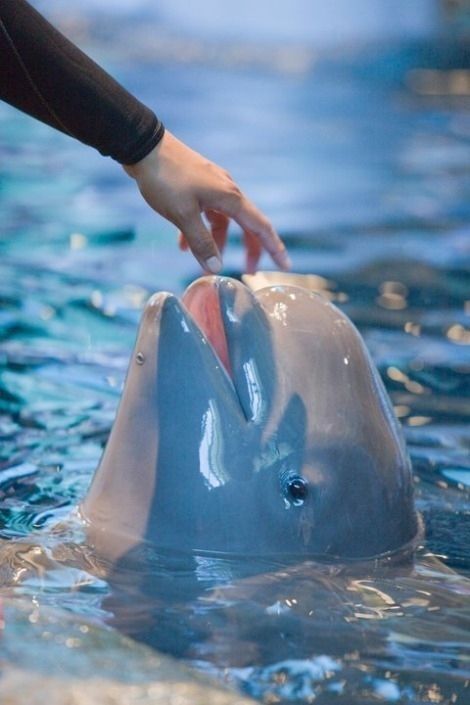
[0,19,469,705]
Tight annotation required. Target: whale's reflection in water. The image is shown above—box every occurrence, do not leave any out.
[1,532,468,704]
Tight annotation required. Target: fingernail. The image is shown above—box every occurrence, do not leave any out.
[205,256,223,273]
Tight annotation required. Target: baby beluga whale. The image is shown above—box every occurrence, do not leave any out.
[81,273,421,562]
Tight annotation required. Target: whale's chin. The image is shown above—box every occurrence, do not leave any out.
[81,274,420,564]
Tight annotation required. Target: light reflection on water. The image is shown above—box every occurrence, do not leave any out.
[0,28,469,705]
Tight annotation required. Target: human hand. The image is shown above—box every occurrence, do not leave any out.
[123,131,290,274]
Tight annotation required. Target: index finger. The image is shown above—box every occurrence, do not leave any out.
[225,195,291,271]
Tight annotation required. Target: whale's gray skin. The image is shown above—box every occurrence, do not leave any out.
[81,274,420,562]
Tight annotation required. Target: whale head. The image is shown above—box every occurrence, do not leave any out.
[81,274,420,562]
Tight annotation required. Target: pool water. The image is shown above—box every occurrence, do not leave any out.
[0,25,469,705]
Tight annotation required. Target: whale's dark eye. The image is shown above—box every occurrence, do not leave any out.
[286,477,308,505]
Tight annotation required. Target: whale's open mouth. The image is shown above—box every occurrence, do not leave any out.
[173,275,282,426]
[182,279,232,379]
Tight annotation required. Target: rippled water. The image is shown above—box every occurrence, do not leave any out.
[0,26,469,705]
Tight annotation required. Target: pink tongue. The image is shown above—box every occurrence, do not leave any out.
[182,285,232,378]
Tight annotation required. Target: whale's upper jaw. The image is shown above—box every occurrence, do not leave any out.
[81,275,419,562]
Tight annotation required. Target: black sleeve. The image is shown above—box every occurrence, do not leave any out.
[0,0,164,164]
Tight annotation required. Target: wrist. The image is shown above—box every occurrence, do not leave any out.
[123,129,167,179]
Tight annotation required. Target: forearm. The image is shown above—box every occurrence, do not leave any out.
[0,0,163,163]
[0,0,288,273]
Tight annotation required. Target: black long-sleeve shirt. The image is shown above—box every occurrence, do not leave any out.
[0,0,164,164]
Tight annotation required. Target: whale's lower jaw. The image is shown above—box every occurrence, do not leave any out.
[157,515,423,562]
[82,275,420,564]
[82,507,423,568]
[182,520,423,563]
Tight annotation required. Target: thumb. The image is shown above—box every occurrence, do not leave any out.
[180,212,223,273]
